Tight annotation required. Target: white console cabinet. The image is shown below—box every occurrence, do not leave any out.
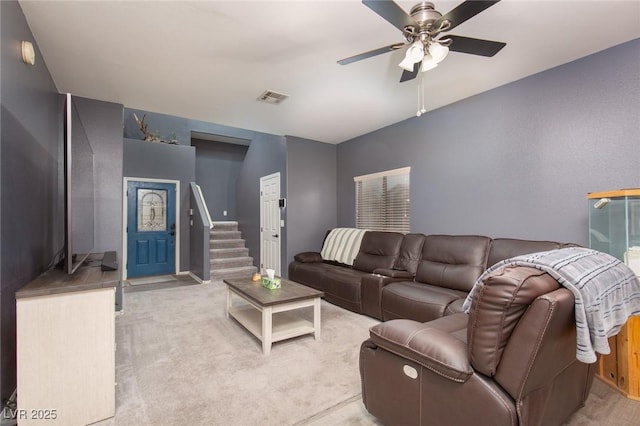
[16,267,118,425]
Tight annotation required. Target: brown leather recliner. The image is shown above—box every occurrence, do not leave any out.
[360,266,598,426]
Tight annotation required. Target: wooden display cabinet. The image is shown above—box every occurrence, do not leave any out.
[588,189,640,400]
[597,317,640,400]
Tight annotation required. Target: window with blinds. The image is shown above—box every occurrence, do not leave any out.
[354,167,410,233]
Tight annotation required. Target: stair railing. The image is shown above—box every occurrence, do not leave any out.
[189,182,213,282]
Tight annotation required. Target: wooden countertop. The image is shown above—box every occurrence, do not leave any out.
[16,265,120,299]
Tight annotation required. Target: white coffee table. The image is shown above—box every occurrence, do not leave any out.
[224,278,324,355]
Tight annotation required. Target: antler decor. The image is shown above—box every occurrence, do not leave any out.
[133,113,178,144]
[133,113,156,141]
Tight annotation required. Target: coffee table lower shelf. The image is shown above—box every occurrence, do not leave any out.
[225,284,322,355]
[229,305,315,345]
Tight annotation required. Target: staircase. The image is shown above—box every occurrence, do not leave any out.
[210,221,257,281]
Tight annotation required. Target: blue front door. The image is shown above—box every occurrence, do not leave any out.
[127,181,176,278]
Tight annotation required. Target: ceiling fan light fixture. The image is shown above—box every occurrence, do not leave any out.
[420,57,438,72]
[429,42,449,63]
[399,56,416,72]
[399,41,424,71]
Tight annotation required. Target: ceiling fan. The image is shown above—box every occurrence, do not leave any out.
[338,0,507,82]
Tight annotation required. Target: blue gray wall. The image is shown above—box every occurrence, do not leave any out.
[286,136,337,269]
[124,107,289,275]
[236,132,288,274]
[124,107,255,147]
[0,0,62,401]
[123,138,196,273]
[192,139,247,221]
[337,38,640,246]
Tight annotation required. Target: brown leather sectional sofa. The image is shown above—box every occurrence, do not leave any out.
[289,230,596,425]
[288,231,572,322]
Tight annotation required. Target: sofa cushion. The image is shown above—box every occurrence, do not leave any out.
[294,251,323,263]
[393,233,425,274]
[288,261,334,291]
[324,268,369,313]
[415,235,491,293]
[353,231,404,273]
[445,298,465,315]
[381,281,467,322]
[368,315,473,382]
[487,238,567,268]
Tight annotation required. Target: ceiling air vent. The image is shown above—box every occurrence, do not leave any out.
[257,90,288,105]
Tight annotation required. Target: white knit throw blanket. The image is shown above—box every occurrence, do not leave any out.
[463,247,640,363]
[320,228,367,266]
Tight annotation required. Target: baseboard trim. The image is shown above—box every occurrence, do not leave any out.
[180,271,211,284]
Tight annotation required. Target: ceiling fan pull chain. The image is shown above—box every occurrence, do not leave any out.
[416,75,422,117]
[416,73,426,117]
[420,77,426,115]
[420,77,424,115]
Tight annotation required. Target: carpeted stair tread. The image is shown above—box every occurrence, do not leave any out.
[210,239,246,249]
[210,230,242,240]
[210,247,249,259]
[211,221,239,232]
[211,265,257,280]
[211,257,254,269]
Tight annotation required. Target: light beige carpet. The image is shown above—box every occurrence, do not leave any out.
[97,278,640,426]
[99,280,379,425]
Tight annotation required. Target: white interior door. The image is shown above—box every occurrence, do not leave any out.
[260,173,281,276]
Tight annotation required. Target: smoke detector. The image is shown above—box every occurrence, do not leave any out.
[257,90,289,105]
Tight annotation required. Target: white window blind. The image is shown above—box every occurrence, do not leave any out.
[354,167,410,233]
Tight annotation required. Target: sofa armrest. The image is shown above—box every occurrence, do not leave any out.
[368,315,472,383]
[361,273,410,320]
[294,252,323,263]
[373,268,414,279]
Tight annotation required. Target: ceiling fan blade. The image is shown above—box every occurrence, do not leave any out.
[338,43,405,65]
[399,62,419,83]
[433,0,501,32]
[362,0,415,32]
[445,35,506,57]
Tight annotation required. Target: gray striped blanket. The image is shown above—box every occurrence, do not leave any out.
[320,228,367,266]
[463,247,640,363]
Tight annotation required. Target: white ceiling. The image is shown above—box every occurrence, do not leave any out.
[19,0,640,144]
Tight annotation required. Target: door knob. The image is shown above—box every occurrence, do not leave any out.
[273,234,279,238]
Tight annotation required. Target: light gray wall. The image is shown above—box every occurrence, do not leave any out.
[123,138,196,272]
[337,39,640,246]
[286,136,337,269]
[0,0,62,401]
[236,132,288,274]
[192,139,247,221]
